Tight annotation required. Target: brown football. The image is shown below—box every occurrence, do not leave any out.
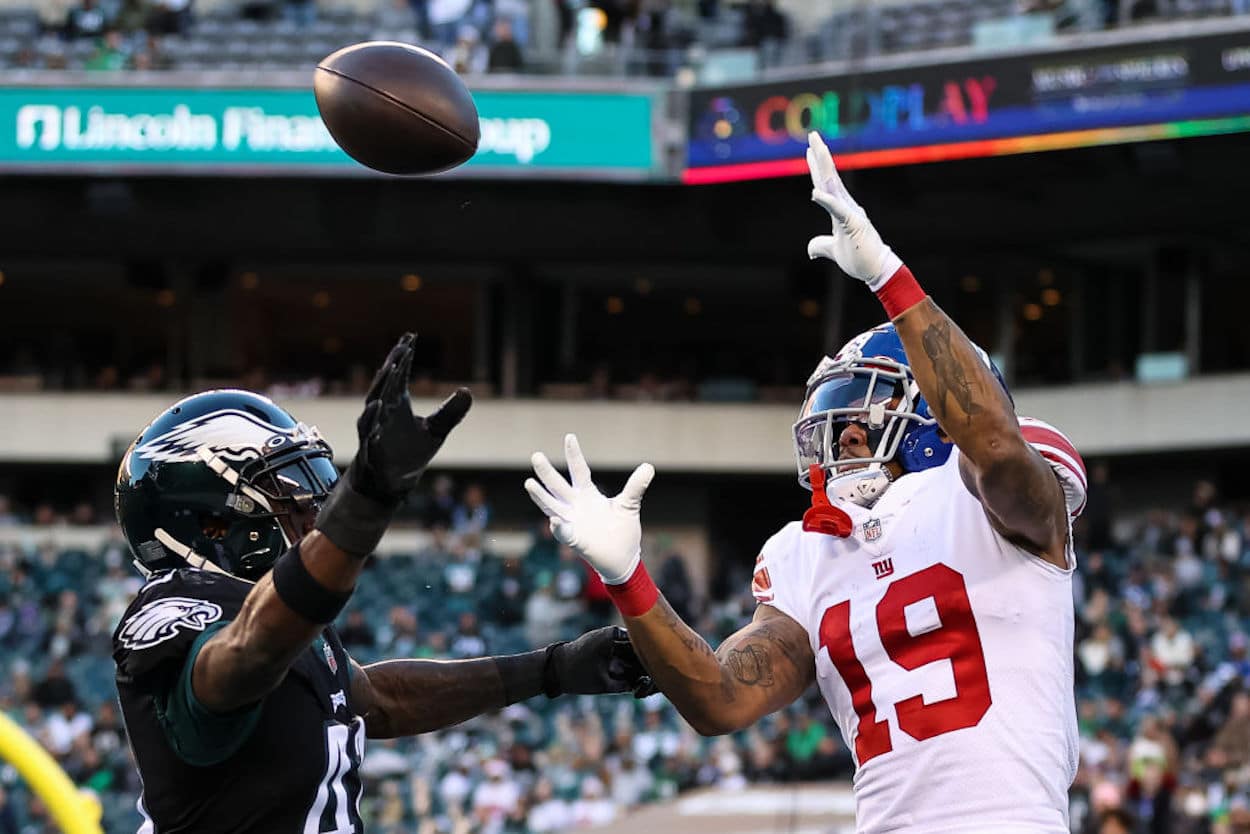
[314,41,480,175]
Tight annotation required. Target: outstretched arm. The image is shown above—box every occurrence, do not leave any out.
[350,627,654,738]
[523,435,813,736]
[193,334,472,712]
[623,600,814,736]
[804,132,1068,566]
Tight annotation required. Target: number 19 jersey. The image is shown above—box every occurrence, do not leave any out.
[754,419,1086,834]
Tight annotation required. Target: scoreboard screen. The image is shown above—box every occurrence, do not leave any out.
[685,28,1250,184]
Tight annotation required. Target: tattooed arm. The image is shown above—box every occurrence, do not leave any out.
[802,132,1067,566]
[892,301,1069,567]
[622,598,814,736]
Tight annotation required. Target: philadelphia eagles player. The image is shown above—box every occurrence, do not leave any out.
[112,334,653,833]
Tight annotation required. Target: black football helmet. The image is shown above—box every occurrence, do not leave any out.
[115,389,339,580]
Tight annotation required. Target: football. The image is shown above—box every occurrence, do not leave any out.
[314,41,480,176]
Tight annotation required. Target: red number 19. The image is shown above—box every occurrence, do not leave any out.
[818,563,991,764]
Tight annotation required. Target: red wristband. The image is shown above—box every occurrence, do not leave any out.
[875,265,927,319]
[605,561,659,618]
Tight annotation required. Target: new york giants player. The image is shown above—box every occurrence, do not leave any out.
[523,132,1087,833]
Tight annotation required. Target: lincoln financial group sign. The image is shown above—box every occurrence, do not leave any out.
[0,85,657,176]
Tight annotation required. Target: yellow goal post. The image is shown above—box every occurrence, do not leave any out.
[0,711,102,833]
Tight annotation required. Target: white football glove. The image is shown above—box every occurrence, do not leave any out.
[524,434,655,585]
[806,131,903,291]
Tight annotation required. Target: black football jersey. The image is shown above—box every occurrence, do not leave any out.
[113,569,365,834]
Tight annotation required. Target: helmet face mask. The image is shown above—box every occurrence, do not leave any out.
[794,363,927,480]
[116,390,339,581]
[793,324,966,505]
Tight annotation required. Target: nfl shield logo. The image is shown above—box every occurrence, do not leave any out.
[323,641,338,673]
[863,519,882,542]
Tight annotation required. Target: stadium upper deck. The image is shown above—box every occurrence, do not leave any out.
[0,0,1244,75]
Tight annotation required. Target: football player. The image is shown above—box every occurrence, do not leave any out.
[523,134,1087,833]
[113,334,652,833]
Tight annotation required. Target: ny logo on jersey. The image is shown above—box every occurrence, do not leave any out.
[871,558,894,580]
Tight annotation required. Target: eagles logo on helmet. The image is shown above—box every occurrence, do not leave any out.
[115,389,340,581]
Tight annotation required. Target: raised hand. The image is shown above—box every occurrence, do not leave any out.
[805,131,903,290]
[317,333,471,556]
[524,434,654,584]
[351,333,472,503]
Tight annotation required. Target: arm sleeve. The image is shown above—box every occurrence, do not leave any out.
[1019,416,1087,519]
[157,621,264,767]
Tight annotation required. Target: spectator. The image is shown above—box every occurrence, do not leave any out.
[1208,691,1250,769]
[32,659,77,710]
[488,19,523,72]
[609,752,654,808]
[146,0,190,35]
[449,24,486,74]
[784,712,827,768]
[423,476,457,528]
[450,611,487,658]
[739,0,787,64]
[443,541,478,603]
[552,545,586,602]
[44,700,92,757]
[84,32,127,70]
[633,710,680,764]
[0,496,18,526]
[1095,808,1136,834]
[0,787,18,834]
[1151,617,1196,689]
[659,554,695,623]
[284,0,316,27]
[338,609,377,651]
[526,778,570,833]
[438,756,474,815]
[90,701,125,758]
[65,0,108,39]
[1080,624,1126,692]
[524,576,567,647]
[453,483,491,536]
[377,605,421,656]
[486,558,529,627]
[473,759,521,834]
[570,775,616,827]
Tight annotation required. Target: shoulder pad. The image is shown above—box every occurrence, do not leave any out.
[1019,416,1087,518]
[752,522,804,605]
[112,570,250,681]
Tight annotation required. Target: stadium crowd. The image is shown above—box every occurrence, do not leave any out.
[5,0,1249,73]
[0,467,1249,833]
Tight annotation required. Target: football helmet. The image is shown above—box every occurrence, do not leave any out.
[115,390,339,580]
[794,323,1008,507]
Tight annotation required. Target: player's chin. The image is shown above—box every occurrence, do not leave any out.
[835,457,872,474]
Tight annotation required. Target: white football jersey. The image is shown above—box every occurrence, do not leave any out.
[753,418,1086,834]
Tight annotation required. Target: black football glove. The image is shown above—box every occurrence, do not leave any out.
[316,333,472,556]
[543,626,658,699]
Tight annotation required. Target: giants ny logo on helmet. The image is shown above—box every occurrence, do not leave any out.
[118,596,224,650]
[134,409,322,464]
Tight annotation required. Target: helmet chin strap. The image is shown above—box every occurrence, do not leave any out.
[828,464,895,509]
[154,527,230,575]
